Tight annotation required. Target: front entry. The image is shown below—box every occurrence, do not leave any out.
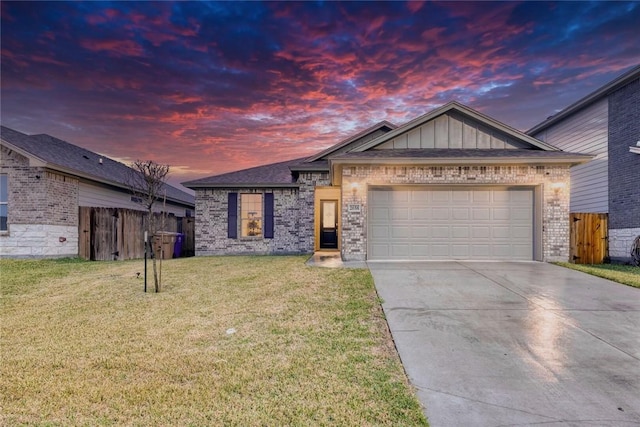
[320,200,338,249]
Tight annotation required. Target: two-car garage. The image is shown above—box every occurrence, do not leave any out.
[367,186,537,261]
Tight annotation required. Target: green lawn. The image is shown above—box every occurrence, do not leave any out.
[0,256,428,426]
[554,262,640,288]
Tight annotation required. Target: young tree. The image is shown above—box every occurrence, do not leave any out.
[127,160,170,292]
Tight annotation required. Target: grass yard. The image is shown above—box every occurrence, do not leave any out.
[0,256,428,426]
[555,262,640,288]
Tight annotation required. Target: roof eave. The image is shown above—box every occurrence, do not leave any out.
[289,165,330,172]
[329,155,593,166]
[183,183,300,189]
[528,65,640,135]
[304,120,397,162]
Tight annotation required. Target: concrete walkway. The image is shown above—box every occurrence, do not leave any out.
[368,261,640,427]
[305,251,367,269]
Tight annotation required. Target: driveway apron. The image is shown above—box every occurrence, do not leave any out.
[368,261,640,427]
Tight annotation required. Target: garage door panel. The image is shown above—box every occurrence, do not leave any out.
[368,187,534,260]
[370,225,390,238]
[452,208,470,220]
[452,245,470,257]
[512,208,532,220]
[391,208,409,220]
[473,208,491,220]
[391,191,410,202]
[493,208,510,220]
[391,245,410,257]
[432,208,450,219]
[472,226,491,238]
[391,226,411,238]
[371,207,390,220]
[473,191,491,202]
[512,190,533,202]
[452,226,470,238]
[452,191,471,202]
[512,226,532,239]
[431,226,450,238]
[412,208,430,220]
[431,245,450,257]
[432,192,450,202]
[413,226,430,238]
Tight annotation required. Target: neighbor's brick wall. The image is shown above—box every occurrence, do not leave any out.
[608,77,640,230]
[340,164,570,262]
[608,77,640,262]
[1,145,79,257]
[0,146,79,227]
[194,188,301,255]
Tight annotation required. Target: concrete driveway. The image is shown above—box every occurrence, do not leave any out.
[368,261,640,427]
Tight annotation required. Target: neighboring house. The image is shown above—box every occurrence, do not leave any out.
[184,102,591,262]
[0,126,195,258]
[528,65,640,263]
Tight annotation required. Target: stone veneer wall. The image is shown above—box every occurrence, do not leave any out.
[340,164,571,262]
[1,146,79,257]
[194,187,302,255]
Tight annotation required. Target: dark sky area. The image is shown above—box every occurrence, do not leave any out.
[1,1,639,190]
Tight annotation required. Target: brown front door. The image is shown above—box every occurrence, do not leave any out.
[320,200,338,249]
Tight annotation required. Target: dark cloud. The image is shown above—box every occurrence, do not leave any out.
[1,1,639,190]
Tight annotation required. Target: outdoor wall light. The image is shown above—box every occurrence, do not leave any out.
[350,182,359,195]
[551,182,565,192]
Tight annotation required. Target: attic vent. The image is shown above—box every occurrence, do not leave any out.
[83,155,89,159]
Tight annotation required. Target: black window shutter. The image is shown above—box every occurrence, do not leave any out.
[264,193,274,239]
[228,193,238,239]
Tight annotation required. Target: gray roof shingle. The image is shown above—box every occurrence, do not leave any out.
[183,157,308,187]
[1,126,194,206]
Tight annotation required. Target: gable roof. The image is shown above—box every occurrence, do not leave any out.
[182,157,306,188]
[304,120,396,162]
[352,101,559,152]
[527,65,640,135]
[0,126,194,207]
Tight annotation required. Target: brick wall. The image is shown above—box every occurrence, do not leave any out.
[194,187,302,255]
[608,77,640,262]
[340,164,571,262]
[297,172,330,252]
[608,77,640,230]
[1,146,79,257]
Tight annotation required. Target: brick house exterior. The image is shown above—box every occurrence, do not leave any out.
[185,102,590,262]
[0,126,194,258]
[529,66,640,263]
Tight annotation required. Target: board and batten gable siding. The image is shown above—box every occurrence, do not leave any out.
[374,112,529,150]
[532,98,609,213]
[78,181,189,217]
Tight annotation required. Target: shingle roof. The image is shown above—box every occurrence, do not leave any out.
[183,157,307,188]
[1,126,194,206]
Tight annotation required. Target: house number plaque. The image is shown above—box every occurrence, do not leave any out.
[347,204,361,213]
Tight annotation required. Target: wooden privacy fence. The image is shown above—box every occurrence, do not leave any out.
[79,207,195,261]
[569,213,608,264]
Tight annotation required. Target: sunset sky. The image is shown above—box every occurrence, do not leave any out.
[1,1,639,191]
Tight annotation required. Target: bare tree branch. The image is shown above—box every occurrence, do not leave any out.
[127,160,170,292]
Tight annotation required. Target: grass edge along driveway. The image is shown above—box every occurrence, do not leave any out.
[0,256,428,426]
[554,262,640,288]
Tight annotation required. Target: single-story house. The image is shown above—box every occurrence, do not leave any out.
[528,65,640,263]
[184,101,591,262]
[0,126,195,258]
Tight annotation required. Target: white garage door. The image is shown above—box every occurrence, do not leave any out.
[368,187,534,260]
